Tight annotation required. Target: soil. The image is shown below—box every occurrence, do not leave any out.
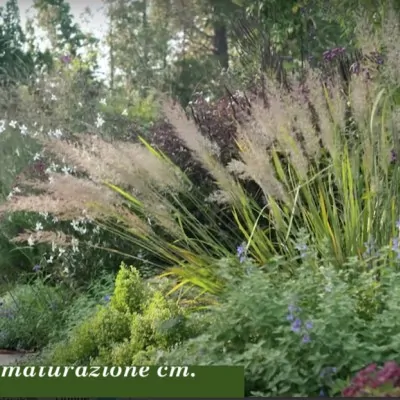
[0,349,34,365]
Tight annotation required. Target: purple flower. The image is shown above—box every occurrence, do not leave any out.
[396,220,400,230]
[391,149,397,164]
[60,54,72,64]
[305,321,313,330]
[291,318,302,333]
[236,243,246,263]
[302,334,311,343]
[33,264,40,272]
[103,295,111,303]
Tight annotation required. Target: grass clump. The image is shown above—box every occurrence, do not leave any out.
[2,18,400,297]
[0,281,66,350]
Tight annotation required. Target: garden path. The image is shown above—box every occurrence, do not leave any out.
[0,350,30,365]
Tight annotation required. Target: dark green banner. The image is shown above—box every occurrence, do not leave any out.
[0,366,244,398]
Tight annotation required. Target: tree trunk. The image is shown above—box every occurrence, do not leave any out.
[142,0,149,97]
[109,16,115,91]
[213,21,229,69]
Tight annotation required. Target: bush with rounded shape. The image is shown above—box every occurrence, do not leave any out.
[47,272,194,365]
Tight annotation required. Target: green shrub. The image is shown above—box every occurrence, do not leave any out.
[160,255,400,397]
[0,281,66,350]
[51,319,97,364]
[51,305,130,365]
[109,339,134,366]
[47,265,195,365]
[111,262,149,314]
[130,291,184,352]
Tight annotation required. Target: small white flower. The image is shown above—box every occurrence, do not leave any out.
[28,235,35,247]
[78,102,83,107]
[71,237,79,253]
[47,256,54,264]
[53,129,63,138]
[13,186,21,194]
[9,120,17,128]
[33,152,41,161]
[48,176,55,184]
[51,94,57,101]
[35,222,43,231]
[62,266,69,274]
[15,148,20,157]
[50,82,56,88]
[39,211,48,219]
[7,192,13,200]
[61,165,70,174]
[51,241,57,252]
[122,108,128,116]
[19,124,28,135]
[58,247,66,256]
[52,216,58,223]
[93,226,100,234]
[71,220,79,231]
[0,120,5,133]
[325,283,333,293]
[100,98,107,105]
[95,113,105,128]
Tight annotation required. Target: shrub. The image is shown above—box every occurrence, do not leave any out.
[130,291,183,352]
[51,305,131,365]
[111,262,149,314]
[0,281,66,350]
[158,254,400,397]
[47,265,196,365]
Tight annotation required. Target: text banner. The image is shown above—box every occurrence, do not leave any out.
[0,366,244,398]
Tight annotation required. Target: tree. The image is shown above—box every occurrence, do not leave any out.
[32,0,97,59]
[0,0,35,84]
